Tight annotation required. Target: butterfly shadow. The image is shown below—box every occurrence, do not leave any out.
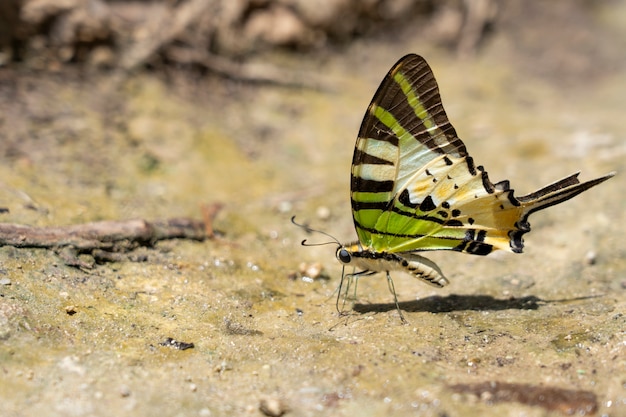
[352,294,601,315]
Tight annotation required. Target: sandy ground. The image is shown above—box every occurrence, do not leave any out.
[0,3,625,417]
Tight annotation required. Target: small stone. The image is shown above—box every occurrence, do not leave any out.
[298,262,323,280]
[584,251,597,265]
[480,390,494,402]
[277,201,292,213]
[259,396,287,417]
[316,206,331,220]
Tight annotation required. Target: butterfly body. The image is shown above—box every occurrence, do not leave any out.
[337,243,449,288]
[340,54,614,305]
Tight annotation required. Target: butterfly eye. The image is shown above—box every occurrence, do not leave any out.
[336,248,352,264]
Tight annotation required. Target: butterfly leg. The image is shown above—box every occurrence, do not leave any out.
[336,267,376,316]
[385,272,407,324]
[335,266,350,315]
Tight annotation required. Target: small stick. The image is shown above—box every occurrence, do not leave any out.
[201,203,223,238]
[0,218,207,251]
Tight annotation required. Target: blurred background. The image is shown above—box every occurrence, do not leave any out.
[0,0,623,229]
[0,0,623,70]
[0,1,624,416]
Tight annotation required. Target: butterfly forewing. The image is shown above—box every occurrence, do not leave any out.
[351,54,475,252]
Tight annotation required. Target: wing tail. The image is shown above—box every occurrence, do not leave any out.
[509,172,615,252]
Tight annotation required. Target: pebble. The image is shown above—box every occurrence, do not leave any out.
[584,250,597,265]
[259,396,287,417]
[316,206,331,220]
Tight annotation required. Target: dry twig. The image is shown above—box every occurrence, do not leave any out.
[200,202,223,239]
[0,218,207,267]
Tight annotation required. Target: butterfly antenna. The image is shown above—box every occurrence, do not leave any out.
[291,216,341,247]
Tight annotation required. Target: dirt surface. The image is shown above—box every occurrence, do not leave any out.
[0,2,625,417]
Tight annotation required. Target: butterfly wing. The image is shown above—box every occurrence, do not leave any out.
[351,54,470,252]
[350,54,614,256]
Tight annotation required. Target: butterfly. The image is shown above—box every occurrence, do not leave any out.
[329,53,614,321]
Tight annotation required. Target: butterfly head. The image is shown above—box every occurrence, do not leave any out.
[336,246,352,265]
[335,242,365,266]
